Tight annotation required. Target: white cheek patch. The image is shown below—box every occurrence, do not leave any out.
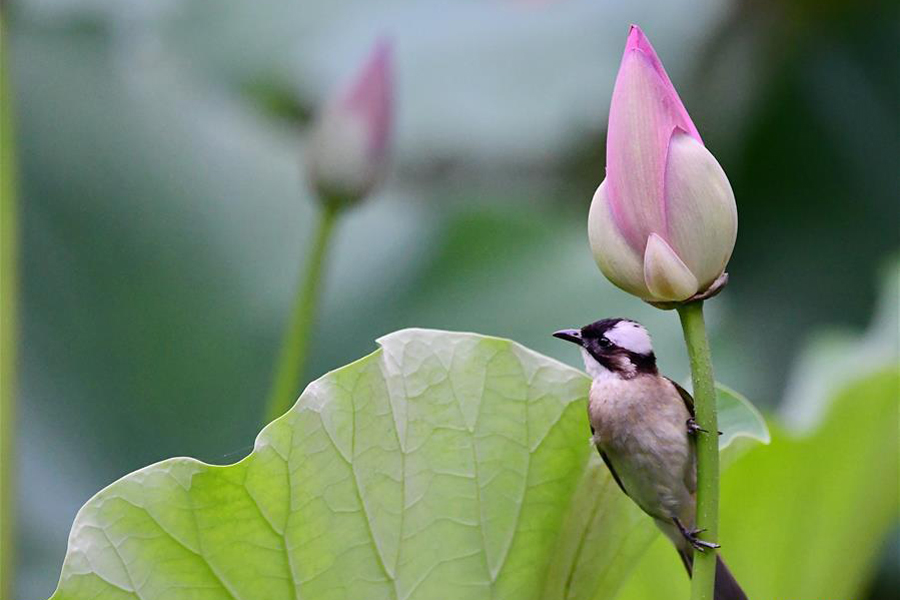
[605,321,653,355]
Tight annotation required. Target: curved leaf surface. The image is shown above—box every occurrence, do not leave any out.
[49,329,767,600]
[715,383,770,448]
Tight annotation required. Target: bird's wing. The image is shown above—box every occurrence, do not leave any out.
[599,447,630,497]
[597,442,672,521]
[665,377,695,418]
[591,425,630,497]
[665,378,699,495]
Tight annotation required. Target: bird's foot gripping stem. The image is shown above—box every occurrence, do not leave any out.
[686,418,722,437]
[686,418,708,435]
[674,518,720,552]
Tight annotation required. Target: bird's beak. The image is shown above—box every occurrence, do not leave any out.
[552,329,583,345]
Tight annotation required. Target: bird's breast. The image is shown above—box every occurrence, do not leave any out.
[588,375,695,519]
[588,376,685,445]
[588,376,692,471]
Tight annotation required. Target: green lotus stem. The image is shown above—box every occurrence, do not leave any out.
[677,301,719,600]
[1,18,19,598]
[263,203,340,425]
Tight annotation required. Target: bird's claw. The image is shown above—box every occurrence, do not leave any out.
[686,530,720,552]
[686,418,708,435]
[686,418,723,437]
[674,518,720,552]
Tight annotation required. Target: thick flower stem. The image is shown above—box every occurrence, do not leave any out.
[677,301,719,600]
[262,203,340,425]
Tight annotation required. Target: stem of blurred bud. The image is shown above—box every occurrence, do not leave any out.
[263,41,391,425]
[262,203,340,425]
[677,301,719,600]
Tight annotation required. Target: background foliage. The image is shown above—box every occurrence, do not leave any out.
[5,0,899,598]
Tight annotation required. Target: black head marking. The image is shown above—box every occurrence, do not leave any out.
[581,318,624,340]
[567,318,657,377]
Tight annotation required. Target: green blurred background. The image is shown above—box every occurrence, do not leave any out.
[5,0,899,598]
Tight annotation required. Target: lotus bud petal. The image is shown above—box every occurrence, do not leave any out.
[663,131,737,290]
[643,233,699,301]
[588,25,737,304]
[588,179,649,298]
[307,40,393,207]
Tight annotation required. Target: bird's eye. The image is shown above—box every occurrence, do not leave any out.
[599,338,612,348]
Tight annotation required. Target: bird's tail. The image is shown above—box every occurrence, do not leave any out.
[677,550,747,600]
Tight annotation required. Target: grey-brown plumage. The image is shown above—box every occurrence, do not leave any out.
[554,318,746,600]
[590,373,696,538]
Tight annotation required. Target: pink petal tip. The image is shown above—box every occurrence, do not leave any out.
[343,39,393,156]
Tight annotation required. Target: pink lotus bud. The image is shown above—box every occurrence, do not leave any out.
[588,26,737,302]
[307,40,393,207]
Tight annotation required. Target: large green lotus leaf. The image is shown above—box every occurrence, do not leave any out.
[47,330,610,600]
[49,329,768,600]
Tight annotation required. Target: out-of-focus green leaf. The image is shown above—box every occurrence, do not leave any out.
[780,261,899,432]
[715,383,770,449]
[726,367,899,597]
[615,364,899,600]
[1,18,20,599]
[239,75,312,126]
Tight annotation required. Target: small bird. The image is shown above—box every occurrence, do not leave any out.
[553,318,746,600]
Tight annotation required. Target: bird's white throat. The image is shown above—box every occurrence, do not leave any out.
[581,348,617,381]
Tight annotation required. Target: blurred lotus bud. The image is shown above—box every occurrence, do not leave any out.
[307,40,393,207]
[589,26,737,303]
